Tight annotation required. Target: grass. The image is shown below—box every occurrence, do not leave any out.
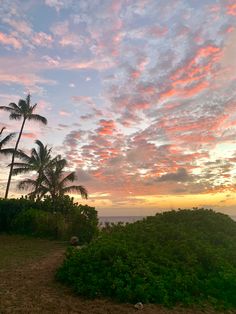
[0,233,66,270]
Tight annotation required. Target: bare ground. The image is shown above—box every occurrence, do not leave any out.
[0,237,235,314]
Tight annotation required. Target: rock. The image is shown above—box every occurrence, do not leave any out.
[70,236,79,246]
[134,302,143,310]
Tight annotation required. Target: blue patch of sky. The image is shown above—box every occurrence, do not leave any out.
[28,3,58,33]
[42,69,102,97]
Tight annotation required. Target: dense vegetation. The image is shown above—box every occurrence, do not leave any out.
[0,95,93,243]
[57,208,236,309]
[0,196,98,244]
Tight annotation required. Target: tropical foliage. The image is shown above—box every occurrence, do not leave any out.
[0,94,47,198]
[0,127,15,156]
[0,197,98,243]
[15,149,88,201]
[57,209,236,309]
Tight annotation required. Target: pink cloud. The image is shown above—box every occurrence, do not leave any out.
[0,32,22,49]
[226,2,236,16]
[32,32,53,47]
[22,132,36,139]
[97,119,116,135]
[59,110,71,116]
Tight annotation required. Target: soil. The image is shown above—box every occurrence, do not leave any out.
[0,246,234,314]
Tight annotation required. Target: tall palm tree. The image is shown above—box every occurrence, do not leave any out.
[0,127,15,155]
[0,94,47,198]
[11,140,53,199]
[19,157,88,200]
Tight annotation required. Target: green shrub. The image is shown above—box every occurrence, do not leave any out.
[67,205,98,244]
[57,209,236,308]
[0,197,99,243]
[11,208,66,239]
[0,198,35,232]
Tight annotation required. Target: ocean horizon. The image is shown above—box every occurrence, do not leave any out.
[98,216,145,225]
[99,214,236,225]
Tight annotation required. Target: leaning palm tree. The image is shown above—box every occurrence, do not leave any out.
[19,157,88,200]
[12,140,53,199]
[0,94,47,198]
[0,127,15,156]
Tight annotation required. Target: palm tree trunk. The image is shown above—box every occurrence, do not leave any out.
[5,118,26,199]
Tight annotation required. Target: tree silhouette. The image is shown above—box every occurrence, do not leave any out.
[19,156,88,200]
[12,140,53,199]
[0,127,15,156]
[0,94,47,198]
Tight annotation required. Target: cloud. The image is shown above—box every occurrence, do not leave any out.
[32,32,53,47]
[44,0,73,11]
[0,32,22,49]
[22,132,36,139]
[156,168,193,182]
[96,119,116,135]
[226,3,236,16]
[59,110,71,116]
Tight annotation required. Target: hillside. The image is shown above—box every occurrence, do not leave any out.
[57,209,236,309]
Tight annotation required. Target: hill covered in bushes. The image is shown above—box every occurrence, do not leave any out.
[57,208,236,309]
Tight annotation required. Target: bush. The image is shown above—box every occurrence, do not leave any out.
[0,197,99,243]
[11,208,66,239]
[56,209,236,308]
[67,205,98,244]
[0,198,35,232]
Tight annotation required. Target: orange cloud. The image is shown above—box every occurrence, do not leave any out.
[97,119,116,135]
[183,81,209,98]
[227,3,236,16]
[22,132,36,139]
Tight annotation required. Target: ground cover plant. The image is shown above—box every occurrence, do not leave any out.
[57,208,236,309]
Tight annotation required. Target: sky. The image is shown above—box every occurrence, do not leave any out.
[0,0,236,216]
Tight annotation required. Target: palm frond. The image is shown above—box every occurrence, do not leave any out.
[12,167,32,176]
[31,103,37,112]
[0,127,6,136]
[28,114,47,125]
[9,162,29,167]
[26,94,31,106]
[60,172,76,186]
[9,112,22,120]
[14,149,31,161]
[9,103,21,112]
[0,106,17,113]
[0,148,15,156]
[18,179,37,190]
[62,185,88,199]
[0,132,15,147]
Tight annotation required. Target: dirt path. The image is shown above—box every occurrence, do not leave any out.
[0,247,233,314]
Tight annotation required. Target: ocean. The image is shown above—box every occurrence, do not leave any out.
[99,214,236,225]
[98,216,145,226]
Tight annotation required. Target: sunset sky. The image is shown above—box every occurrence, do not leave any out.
[0,0,236,216]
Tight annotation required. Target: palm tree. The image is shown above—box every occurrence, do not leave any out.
[0,127,15,155]
[11,140,53,199]
[0,94,47,198]
[19,157,88,200]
